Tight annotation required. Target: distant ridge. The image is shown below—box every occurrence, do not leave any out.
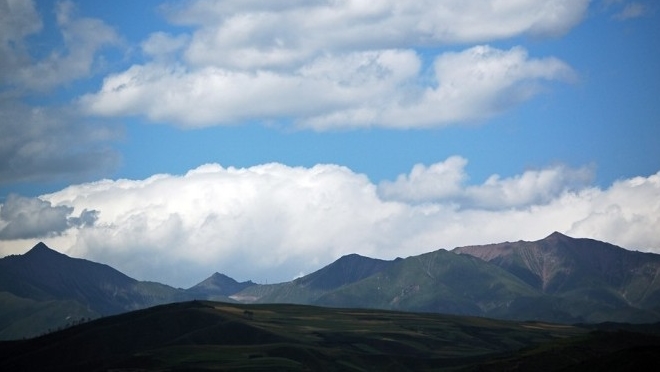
[293,253,396,290]
[234,233,660,323]
[0,242,135,312]
[186,272,256,298]
[453,232,660,322]
[0,242,192,340]
[454,232,660,296]
[4,233,660,340]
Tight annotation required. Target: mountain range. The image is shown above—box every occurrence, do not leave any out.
[2,232,660,340]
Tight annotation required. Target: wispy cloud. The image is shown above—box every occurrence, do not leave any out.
[602,0,651,20]
[0,101,122,184]
[613,2,649,20]
[0,0,121,92]
[0,1,123,185]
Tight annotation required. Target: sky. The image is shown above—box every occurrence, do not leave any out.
[1,0,659,288]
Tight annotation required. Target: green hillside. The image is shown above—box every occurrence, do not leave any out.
[1,301,659,371]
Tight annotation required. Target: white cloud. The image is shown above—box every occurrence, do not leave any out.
[81,45,574,129]
[1,159,657,288]
[568,174,660,250]
[378,156,469,202]
[79,0,583,129]
[167,0,589,68]
[378,156,594,209]
[141,32,190,61]
[303,46,576,129]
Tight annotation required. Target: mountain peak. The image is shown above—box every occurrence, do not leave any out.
[210,272,233,280]
[544,231,571,241]
[187,272,255,296]
[25,242,64,257]
[30,241,50,251]
[295,253,393,291]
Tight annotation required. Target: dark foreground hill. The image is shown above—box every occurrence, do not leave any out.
[2,300,660,372]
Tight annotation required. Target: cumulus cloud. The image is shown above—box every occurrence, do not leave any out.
[0,194,98,240]
[378,156,470,202]
[0,159,653,288]
[166,0,589,65]
[79,0,583,129]
[378,156,594,209]
[0,100,122,184]
[0,0,120,92]
[81,45,574,129]
[568,174,660,250]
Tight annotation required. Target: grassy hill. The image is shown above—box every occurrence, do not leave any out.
[1,300,659,371]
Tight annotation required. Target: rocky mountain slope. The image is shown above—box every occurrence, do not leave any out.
[233,233,660,323]
[454,232,660,321]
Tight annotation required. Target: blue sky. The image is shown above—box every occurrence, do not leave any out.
[1,0,659,287]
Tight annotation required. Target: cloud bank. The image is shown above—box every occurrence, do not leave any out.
[1,158,657,288]
[0,194,98,240]
[80,0,584,129]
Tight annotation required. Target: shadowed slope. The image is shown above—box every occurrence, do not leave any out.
[2,301,659,371]
[0,243,192,339]
[0,300,593,372]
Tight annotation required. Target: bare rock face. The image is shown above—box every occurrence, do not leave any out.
[453,232,660,307]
